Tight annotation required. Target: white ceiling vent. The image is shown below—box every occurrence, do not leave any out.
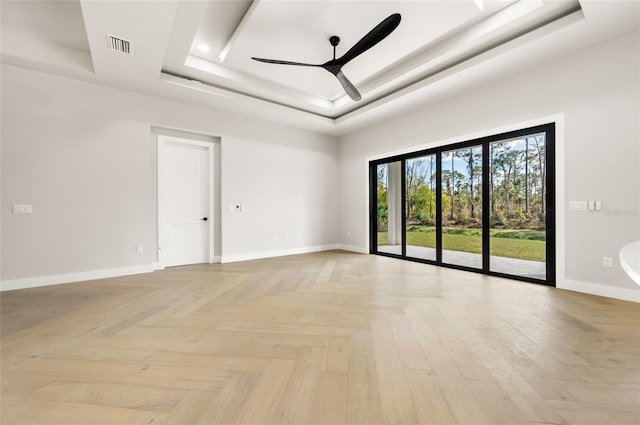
[106,34,134,56]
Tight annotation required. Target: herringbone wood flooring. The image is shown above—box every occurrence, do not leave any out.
[1,250,639,424]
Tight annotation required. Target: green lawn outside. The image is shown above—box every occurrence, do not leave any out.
[377,227,545,262]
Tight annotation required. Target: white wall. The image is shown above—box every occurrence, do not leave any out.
[220,136,338,262]
[1,64,338,288]
[338,31,640,301]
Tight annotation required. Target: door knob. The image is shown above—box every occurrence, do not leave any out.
[201,217,208,221]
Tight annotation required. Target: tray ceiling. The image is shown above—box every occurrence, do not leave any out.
[1,1,639,135]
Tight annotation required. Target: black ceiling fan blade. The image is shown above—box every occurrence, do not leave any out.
[334,13,401,66]
[251,57,320,67]
[251,14,401,102]
[335,70,361,101]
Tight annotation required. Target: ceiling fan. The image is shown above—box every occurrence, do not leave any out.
[251,13,401,102]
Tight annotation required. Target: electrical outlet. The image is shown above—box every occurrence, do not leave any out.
[136,244,143,253]
[603,257,613,268]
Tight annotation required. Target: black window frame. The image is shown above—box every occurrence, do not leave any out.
[369,123,556,287]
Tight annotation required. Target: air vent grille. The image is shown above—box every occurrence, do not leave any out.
[106,34,134,56]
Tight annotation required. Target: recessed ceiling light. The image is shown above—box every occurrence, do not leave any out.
[198,44,210,53]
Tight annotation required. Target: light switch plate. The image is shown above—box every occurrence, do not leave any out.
[569,201,587,211]
[13,204,32,214]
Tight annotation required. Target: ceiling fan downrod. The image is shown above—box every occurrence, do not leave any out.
[329,36,340,60]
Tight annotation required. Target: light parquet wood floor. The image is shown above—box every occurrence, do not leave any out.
[2,250,639,424]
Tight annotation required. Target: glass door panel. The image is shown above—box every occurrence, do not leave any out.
[441,146,483,269]
[405,155,437,261]
[489,135,547,279]
[376,161,402,256]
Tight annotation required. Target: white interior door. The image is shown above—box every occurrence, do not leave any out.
[158,136,213,267]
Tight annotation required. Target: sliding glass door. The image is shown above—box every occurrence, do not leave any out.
[489,134,548,280]
[369,124,555,286]
[405,155,437,261]
[375,161,402,256]
[441,145,483,269]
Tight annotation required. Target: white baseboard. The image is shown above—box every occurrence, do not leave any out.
[11,255,632,306]
[337,244,369,254]
[0,265,154,292]
[558,279,640,303]
[221,244,339,264]
[152,256,221,271]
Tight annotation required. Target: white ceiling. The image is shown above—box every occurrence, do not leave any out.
[1,1,639,135]
[199,1,498,100]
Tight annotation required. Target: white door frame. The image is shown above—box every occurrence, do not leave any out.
[157,135,215,268]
